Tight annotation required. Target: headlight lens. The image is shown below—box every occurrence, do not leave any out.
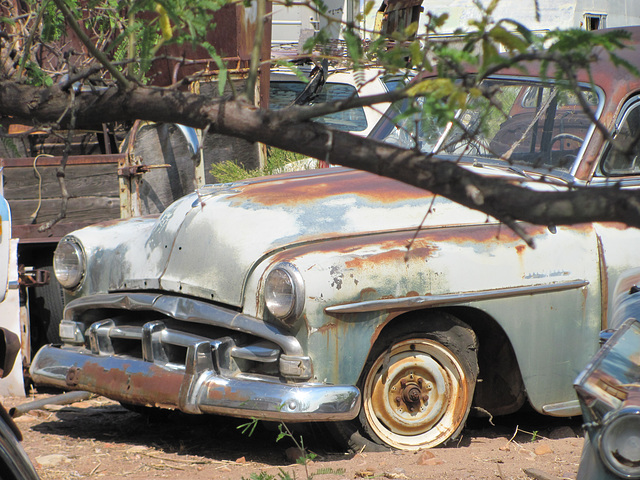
[54,237,85,289]
[599,407,640,479]
[264,263,304,326]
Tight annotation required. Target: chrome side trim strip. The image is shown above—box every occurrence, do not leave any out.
[325,280,590,314]
[64,292,303,356]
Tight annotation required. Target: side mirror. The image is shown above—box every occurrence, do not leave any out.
[0,327,20,379]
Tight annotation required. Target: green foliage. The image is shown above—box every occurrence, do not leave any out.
[344,27,363,67]
[201,41,228,95]
[0,128,20,158]
[7,0,638,177]
[210,148,307,183]
[314,467,346,475]
[28,0,232,85]
[242,466,346,480]
[242,469,295,480]
[302,28,330,54]
[243,472,276,480]
[23,61,54,86]
[237,419,322,480]
[310,0,327,15]
[41,0,72,41]
[544,28,637,77]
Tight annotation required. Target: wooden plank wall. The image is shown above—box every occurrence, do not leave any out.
[3,163,121,228]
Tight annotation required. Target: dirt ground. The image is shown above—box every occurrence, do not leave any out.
[2,392,585,480]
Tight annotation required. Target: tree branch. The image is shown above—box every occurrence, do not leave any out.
[2,81,637,233]
[245,0,266,103]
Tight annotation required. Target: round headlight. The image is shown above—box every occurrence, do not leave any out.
[54,237,85,290]
[264,263,304,326]
[599,408,640,479]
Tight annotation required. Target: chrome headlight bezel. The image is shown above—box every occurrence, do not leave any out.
[264,262,305,327]
[599,406,640,479]
[53,237,86,290]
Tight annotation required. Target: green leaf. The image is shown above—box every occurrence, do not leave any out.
[409,40,422,67]
[344,28,363,64]
[363,0,375,16]
[404,21,418,37]
[489,25,529,53]
[237,418,259,436]
[202,41,228,95]
[310,0,328,14]
[430,12,449,29]
[271,59,309,83]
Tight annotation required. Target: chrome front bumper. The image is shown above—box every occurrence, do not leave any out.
[30,345,361,421]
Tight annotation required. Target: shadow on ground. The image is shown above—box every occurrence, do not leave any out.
[25,396,583,466]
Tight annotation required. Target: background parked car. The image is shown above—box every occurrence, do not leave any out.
[574,269,640,480]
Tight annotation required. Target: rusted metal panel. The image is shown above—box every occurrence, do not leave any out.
[149,3,271,89]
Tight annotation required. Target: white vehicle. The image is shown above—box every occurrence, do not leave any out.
[270,66,404,137]
[269,66,410,170]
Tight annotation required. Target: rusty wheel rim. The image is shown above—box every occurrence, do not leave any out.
[363,339,469,450]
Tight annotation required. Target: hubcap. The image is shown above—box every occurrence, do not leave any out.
[363,339,469,450]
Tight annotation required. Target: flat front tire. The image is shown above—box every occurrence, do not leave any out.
[326,313,478,451]
[363,337,473,449]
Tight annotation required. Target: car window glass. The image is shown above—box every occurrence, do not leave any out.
[371,80,599,174]
[270,81,368,132]
[601,103,640,176]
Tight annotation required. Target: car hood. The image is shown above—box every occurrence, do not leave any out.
[73,167,495,307]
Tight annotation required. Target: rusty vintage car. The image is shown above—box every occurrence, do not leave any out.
[29,28,640,451]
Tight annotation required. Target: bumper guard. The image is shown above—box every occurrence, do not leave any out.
[30,344,360,421]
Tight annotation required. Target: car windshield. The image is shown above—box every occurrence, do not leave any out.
[270,81,369,132]
[370,78,600,174]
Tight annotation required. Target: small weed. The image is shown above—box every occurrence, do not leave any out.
[530,430,538,442]
[238,418,328,480]
[314,467,346,475]
[242,469,295,480]
[237,417,260,437]
[276,422,317,478]
[243,472,275,480]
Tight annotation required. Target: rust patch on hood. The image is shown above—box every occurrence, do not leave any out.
[226,168,431,207]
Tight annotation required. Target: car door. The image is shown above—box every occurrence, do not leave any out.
[590,94,640,329]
